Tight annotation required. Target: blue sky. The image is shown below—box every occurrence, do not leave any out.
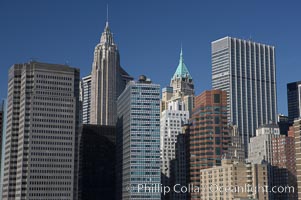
[1,0,301,115]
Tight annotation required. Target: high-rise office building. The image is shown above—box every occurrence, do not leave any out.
[212,37,277,153]
[287,81,301,124]
[90,19,132,126]
[78,125,116,200]
[160,101,189,192]
[2,62,80,200]
[81,75,91,124]
[117,76,161,200]
[189,90,230,200]
[160,49,193,200]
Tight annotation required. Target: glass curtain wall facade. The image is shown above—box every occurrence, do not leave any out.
[117,77,161,200]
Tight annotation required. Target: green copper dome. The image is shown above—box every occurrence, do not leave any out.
[172,48,192,80]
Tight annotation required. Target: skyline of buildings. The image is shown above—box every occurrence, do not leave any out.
[212,36,278,155]
[0,15,301,200]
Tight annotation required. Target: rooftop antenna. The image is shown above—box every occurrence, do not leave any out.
[29,57,39,62]
[180,42,183,56]
[106,4,109,25]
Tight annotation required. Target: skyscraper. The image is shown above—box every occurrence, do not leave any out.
[189,90,230,200]
[78,125,116,200]
[287,81,301,124]
[2,62,80,200]
[160,101,189,191]
[160,49,193,200]
[90,19,132,126]
[117,75,161,200]
[161,48,195,115]
[170,49,194,98]
[81,75,91,124]
[212,36,277,152]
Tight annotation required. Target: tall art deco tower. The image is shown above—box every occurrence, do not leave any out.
[90,19,132,125]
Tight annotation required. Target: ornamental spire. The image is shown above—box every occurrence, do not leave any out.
[100,5,114,45]
[106,4,109,28]
[172,47,192,80]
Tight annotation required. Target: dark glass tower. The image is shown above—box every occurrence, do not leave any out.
[78,125,116,200]
[287,81,301,124]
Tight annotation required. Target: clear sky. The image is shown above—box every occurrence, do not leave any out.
[1,0,301,115]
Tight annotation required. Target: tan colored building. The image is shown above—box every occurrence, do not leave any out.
[200,159,269,200]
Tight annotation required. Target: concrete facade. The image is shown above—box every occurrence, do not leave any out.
[212,37,277,155]
[1,62,80,200]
